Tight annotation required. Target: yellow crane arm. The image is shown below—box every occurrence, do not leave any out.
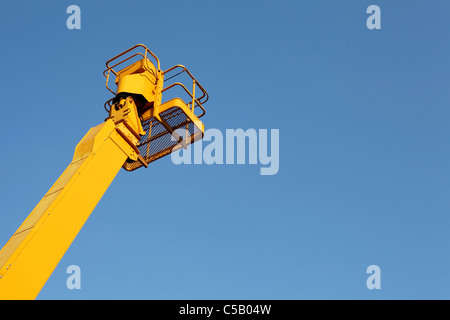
[0,43,208,300]
[0,119,139,299]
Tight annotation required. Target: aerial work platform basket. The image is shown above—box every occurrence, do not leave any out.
[103,44,209,171]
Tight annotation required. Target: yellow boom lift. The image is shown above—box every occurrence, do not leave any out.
[0,44,208,299]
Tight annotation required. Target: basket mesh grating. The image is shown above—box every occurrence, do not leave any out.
[122,106,202,171]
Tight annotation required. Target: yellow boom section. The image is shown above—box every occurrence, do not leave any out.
[0,119,137,299]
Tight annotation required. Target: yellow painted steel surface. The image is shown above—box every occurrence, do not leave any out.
[0,120,134,299]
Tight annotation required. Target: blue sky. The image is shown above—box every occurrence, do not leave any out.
[0,0,449,299]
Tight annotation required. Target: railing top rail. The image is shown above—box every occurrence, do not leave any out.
[105,44,160,72]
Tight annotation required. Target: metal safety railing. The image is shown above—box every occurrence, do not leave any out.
[162,65,209,119]
[103,44,161,96]
[102,44,209,119]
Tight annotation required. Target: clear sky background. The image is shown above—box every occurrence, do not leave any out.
[0,0,449,299]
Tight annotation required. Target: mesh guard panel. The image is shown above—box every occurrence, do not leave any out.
[122,106,203,171]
